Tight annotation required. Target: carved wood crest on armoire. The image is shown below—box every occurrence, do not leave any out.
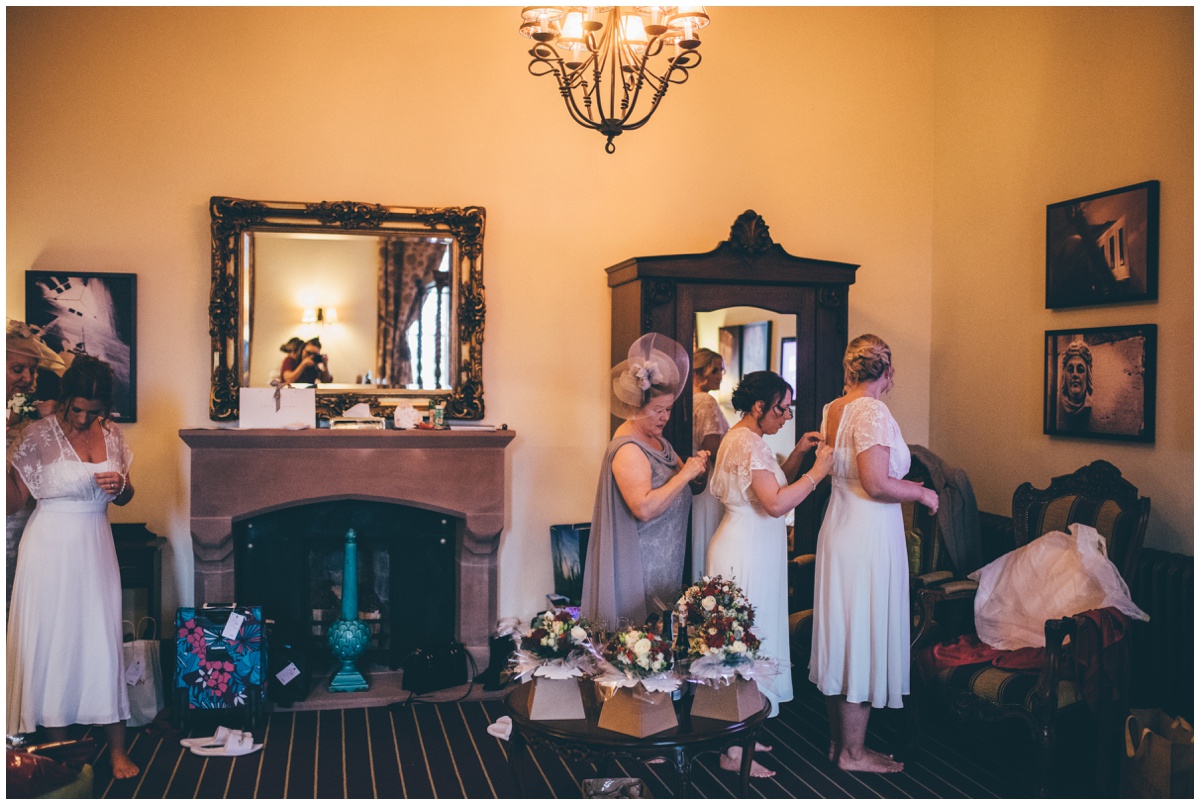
[605,211,858,556]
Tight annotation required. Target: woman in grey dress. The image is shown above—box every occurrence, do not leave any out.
[581,333,710,628]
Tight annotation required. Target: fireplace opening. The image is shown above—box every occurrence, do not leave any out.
[233,500,457,671]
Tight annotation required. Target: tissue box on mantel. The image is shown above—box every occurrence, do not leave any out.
[238,387,316,429]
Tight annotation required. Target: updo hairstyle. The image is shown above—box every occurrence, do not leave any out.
[843,334,892,386]
[692,348,723,381]
[58,354,115,417]
[730,371,793,416]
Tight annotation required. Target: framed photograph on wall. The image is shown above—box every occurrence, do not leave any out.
[740,321,772,374]
[779,337,797,390]
[718,325,741,381]
[1045,180,1159,309]
[1043,324,1155,442]
[25,271,138,422]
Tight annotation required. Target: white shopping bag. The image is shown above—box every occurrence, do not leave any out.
[238,387,316,429]
[123,618,165,728]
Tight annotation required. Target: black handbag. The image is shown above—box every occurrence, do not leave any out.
[401,642,469,694]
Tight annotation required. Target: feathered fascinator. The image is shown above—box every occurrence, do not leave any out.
[610,332,690,420]
[6,319,65,374]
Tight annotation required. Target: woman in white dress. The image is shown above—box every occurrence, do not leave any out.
[690,348,729,582]
[707,370,833,777]
[6,355,139,779]
[810,335,938,774]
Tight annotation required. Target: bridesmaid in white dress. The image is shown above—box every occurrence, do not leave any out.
[689,348,729,582]
[6,356,140,779]
[707,370,833,778]
[810,335,938,774]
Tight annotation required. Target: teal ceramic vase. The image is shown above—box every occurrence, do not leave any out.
[328,528,370,692]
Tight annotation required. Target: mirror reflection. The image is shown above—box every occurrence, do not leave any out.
[247,231,455,391]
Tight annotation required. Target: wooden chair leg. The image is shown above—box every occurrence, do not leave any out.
[1035,717,1056,797]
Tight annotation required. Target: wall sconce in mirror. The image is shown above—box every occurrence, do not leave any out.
[301,307,338,326]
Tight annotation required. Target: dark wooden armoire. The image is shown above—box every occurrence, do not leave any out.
[606,211,858,554]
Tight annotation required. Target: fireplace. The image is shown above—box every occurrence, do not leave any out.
[179,428,515,668]
[234,499,458,669]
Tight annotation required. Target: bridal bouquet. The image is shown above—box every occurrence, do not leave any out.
[676,575,780,683]
[511,609,594,682]
[594,625,680,693]
[6,393,37,425]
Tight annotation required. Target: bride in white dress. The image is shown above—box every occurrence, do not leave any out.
[810,335,938,774]
[707,370,833,778]
[6,356,140,779]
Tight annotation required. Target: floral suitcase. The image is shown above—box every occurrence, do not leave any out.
[174,603,267,729]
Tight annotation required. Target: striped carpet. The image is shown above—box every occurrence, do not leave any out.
[82,679,1034,798]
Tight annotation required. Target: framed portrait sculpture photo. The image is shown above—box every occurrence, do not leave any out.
[1043,324,1155,442]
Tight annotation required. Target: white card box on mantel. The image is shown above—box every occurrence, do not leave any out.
[238,387,316,429]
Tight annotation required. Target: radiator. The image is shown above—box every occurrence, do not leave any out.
[1129,548,1194,720]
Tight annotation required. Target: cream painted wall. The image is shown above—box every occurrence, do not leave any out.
[19,5,1132,631]
[930,7,1193,553]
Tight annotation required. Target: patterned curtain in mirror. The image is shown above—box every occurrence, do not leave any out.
[377,238,448,387]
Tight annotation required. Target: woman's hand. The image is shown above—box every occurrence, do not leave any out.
[920,487,940,515]
[798,431,823,452]
[681,450,710,483]
[810,443,834,480]
[93,471,125,498]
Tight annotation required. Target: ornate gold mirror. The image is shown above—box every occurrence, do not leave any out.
[209,196,485,420]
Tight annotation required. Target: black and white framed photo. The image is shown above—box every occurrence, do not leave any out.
[25,271,138,422]
[740,321,772,375]
[1045,180,1159,309]
[1043,324,1155,442]
[779,337,797,390]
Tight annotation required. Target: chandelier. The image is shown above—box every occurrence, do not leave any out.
[519,6,711,153]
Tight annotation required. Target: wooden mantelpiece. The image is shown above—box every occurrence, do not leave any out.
[179,427,515,665]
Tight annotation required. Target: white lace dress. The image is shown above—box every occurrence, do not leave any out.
[809,396,911,708]
[706,427,792,716]
[690,391,729,582]
[6,416,132,733]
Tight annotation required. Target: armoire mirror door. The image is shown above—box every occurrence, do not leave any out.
[606,211,858,555]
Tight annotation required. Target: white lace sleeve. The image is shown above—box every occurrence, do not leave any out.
[708,428,777,506]
[692,392,729,451]
[8,418,57,498]
[849,398,901,455]
[104,422,133,476]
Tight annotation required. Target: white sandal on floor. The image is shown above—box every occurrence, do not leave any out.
[180,726,239,749]
[190,732,262,757]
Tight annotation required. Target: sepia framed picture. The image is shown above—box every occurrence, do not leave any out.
[718,325,742,381]
[25,271,138,422]
[1045,180,1159,309]
[779,337,797,390]
[1043,324,1155,442]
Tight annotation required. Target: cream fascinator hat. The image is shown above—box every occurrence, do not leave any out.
[6,319,66,374]
[610,332,690,420]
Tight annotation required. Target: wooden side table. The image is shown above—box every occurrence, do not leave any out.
[504,681,770,797]
[111,523,166,637]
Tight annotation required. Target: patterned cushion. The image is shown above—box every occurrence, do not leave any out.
[937,663,1079,710]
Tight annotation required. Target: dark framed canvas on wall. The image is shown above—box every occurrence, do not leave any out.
[718,325,742,382]
[1045,180,1159,309]
[25,271,138,422]
[1043,324,1155,442]
[740,321,772,375]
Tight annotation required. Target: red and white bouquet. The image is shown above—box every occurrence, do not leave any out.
[511,609,594,681]
[676,575,780,683]
[594,625,681,693]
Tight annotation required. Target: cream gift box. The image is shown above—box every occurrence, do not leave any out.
[238,387,316,429]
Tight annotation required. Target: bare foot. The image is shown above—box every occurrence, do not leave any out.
[837,747,903,774]
[111,751,140,780]
[755,741,772,753]
[720,748,776,778]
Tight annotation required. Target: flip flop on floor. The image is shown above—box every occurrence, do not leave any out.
[190,732,262,757]
[180,726,240,749]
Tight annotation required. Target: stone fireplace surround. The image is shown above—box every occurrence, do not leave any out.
[179,428,515,666]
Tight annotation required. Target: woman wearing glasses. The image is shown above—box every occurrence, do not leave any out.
[707,370,833,777]
[809,334,938,774]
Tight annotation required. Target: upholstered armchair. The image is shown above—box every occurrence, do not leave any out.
[911,460,1150,796]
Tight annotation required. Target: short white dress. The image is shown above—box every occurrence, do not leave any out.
[706,427,792,717]
[690,391,729,582]
[809,396,911,709]
[6,416,131,733]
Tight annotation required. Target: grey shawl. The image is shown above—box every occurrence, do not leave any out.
[909,444,984,576]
